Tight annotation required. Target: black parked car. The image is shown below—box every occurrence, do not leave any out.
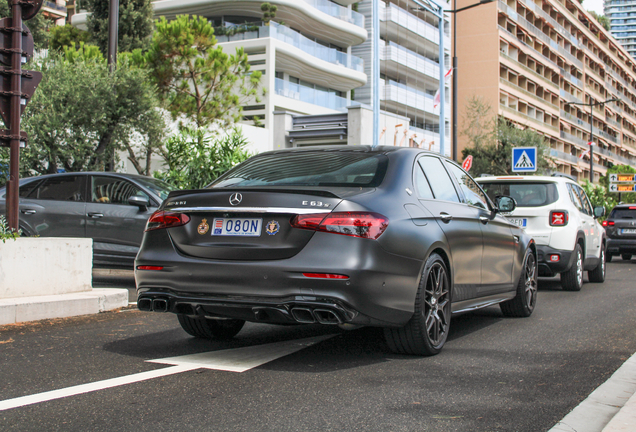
[0,172,175,268]
[135,146,537,356]
[604,203,636,261]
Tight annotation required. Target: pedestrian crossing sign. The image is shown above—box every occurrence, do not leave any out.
[512,147,537,172]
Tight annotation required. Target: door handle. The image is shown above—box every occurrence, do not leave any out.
[21,209,36,215]
[479,216,489,225]
[87,213,104,219]
[439,213,453,223]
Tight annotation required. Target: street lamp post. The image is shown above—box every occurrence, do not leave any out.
[448,0,495,161]
[565,97,617,183]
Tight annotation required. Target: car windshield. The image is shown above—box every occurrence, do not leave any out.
[135,177,175,201]
[210,151,389,188]
[610,208,636,219]
[478,182,558,207]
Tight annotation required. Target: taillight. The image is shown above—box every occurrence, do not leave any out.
[145,211,191,231]
[549,210,569,226]
[602,220,615,227]
[291,212,389,240]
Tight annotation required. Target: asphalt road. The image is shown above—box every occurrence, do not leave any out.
[2,260,636,431]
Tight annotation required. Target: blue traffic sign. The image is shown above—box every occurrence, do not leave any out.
[512,147,537,173]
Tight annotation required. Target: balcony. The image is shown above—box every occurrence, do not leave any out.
[499,48,558,90]
[274,78,348,111]
[382,41,441,86]
[42,1,67,18]
[500,105,559,132]
[380,79,438,118]
[550,149,580,164]
[216,22,364,73]
[499,78,559,111]
[380,2,448,52]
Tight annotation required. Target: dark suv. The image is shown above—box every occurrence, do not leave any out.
[604,204,636,261]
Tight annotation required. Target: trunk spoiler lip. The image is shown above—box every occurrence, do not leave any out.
[166,206,332,215]
[166,187,373,200]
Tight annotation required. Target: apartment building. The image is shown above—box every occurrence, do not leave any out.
[605,0,636,60]
[42,1,68,25]
[353,0,451,155]
[71,0,452,154]
[456,0,636,181]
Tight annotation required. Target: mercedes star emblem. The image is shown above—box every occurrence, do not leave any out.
[229,193,243,206]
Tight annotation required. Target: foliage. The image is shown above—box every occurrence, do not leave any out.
[154,127,251,190]
[50,24,90,51]
[134,15,265,130]
[0,47,164,176]
[589,11,610,31]
[85,0,154,56]
[261,2,278,25]
[0,0,50,49]
[0,154,7,187]
[0,215,19,242]
[580,179,613,220]
[460,96,554,176]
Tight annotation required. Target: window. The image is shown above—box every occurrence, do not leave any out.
[479,182,558,207]
[573,185,593,215]
[445,162,489,209]
[92,176,148,205]
[26,176,86,202]
[417,156,459,202]
[18,180,43,198]
[414,164,434,200]
[567,183,584,212]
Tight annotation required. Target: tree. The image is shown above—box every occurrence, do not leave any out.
[85,0,154,56]
[135,15,265,131]
[461,96,554,176]
[0,0,50,49]
[0,45,165,176]
[261,3,278,25]
[589,11,610,32]
[154,127,252,190]
[50,24,90,51]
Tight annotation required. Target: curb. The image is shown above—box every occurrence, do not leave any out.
[549,352,636,432]
[0,289,129,325]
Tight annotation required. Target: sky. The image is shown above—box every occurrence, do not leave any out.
[585,0,604,15]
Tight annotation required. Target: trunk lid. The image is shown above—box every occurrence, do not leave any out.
[162,188,343,260]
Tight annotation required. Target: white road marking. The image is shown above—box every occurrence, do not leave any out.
[0,335,334,411]
[148,334,335,372]
[0,365,197,412]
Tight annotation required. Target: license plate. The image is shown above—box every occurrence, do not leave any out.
[621,228,636,234]
[212,218,262,236]
[509,218,527,228]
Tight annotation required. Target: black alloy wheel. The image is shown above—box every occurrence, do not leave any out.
[561,244,583,291]
[178,314,245,340]
[500,250,537,317]
[588,246,606,283]
[384,253,451,356]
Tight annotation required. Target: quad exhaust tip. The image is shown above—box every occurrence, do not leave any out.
[291,307,315,323]
[313,309,342,325]
[152,299,168,312]
[137,298,152,311]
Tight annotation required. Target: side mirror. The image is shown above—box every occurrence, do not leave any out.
[594,206,605,218]
[496,196,517,213]
[128,195,150,210]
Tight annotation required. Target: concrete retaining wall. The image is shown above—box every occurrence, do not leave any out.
[0,238,93,299]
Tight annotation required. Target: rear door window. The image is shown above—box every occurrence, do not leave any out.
[445,162,489,210]
[25,176,86,202]
[567,184,585,213]
[91,176,149,205]
[479,182,558,207]
[573,185,592,216]
[418,156,460,202]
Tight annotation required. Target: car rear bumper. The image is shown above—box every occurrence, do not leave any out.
[134,230,423,327]
[607,238,636,255]
[536,245,574,277]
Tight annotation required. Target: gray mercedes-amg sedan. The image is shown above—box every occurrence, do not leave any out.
[135,146,537,356]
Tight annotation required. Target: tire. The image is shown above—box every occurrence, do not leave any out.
[178,315,245,340]
[500,249,537,317]
[621,254,632,261]
[588,246,606,283]
[561,244,583,291]
[384,253,451,356]
[606,254,613,263]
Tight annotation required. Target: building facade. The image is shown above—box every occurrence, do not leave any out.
[605,0,636,60]
[456,0,636,181]
[72,0,451,154]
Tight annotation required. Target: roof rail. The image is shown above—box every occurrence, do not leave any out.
[551,172,577,181]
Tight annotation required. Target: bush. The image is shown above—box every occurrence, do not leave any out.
[154,127,252,190]
[0,215,19,243]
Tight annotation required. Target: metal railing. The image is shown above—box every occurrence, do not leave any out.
[275,78,348,111]
[302,0,364,27]
[216,22,364,73]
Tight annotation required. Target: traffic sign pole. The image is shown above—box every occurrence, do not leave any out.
[7,0,23,232]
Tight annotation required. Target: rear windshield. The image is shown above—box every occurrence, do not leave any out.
[610,208,636,219]
[478,182,559,207]
[210,151,388,188]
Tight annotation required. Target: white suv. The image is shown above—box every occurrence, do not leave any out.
[476,174,606,290]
